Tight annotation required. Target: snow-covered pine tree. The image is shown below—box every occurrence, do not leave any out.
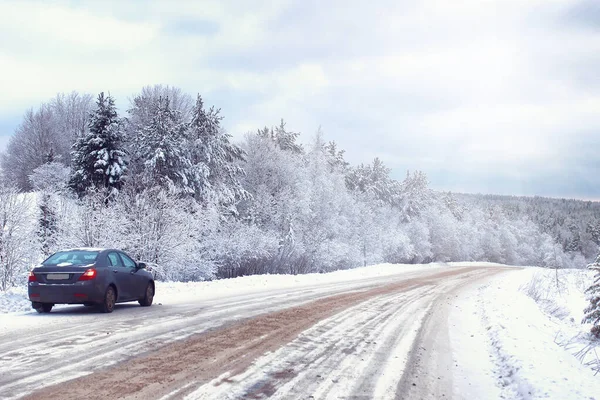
[69,92,127,197]
[397,170,433,222]
[37,194,57,256]
[188,94,248,210]
[583,256,600,337]
[257,119,303,154]
[136,96,192,193]
[29,154,70,257]
[345,158,398,205]
[324,140,349,172]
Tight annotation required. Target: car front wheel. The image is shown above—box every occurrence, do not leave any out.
[139,282,154,307]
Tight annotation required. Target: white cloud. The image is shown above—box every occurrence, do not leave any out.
[0,0,599,197]
[0,2,157,50]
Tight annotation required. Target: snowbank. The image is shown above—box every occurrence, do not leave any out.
[0,287,32,314]
[473,267,600,399]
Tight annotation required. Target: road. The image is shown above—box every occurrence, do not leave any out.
[0,265,513,399]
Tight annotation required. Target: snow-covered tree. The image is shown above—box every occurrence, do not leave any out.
[29,160,70,256]
[37,195,58,257]
[188,94,248,210]
[1,92,92,191]
[114,186,217,280]
[29,161,70,194]
[0,180,36,290]
[323,140,349,172]
[345,158,398,205]
[69,92,127,197]
[134,97,192,193]
[238,132,305,232]
[126,85,194,132]
[583,257,600,337]
[257,119,303,154]
[397,170,433,222]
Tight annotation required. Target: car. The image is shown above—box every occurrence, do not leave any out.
[28,248,155,313]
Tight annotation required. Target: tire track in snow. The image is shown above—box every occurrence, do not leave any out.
[207,286,435,400]
[2,272,448,400]
[1,278,412,400]
[477,283,534,400]
[20,268,486,400]
[181,268,501,399]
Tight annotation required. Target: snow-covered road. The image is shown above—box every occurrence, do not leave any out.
[3,263,599,399]
[0,264,516,400]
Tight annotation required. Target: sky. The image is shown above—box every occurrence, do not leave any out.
[0,0,599,199]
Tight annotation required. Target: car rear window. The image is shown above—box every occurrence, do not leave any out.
[43,250,99,265]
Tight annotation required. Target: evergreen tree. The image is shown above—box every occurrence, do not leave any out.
[324,140,349,172]
[69,92,127,197]
[345,158,398,205]
[397,170,433,222]
[188,94,248,210]
[583,256,600,337]
[29,154,69,257]
[38,193,57,256]
[137,96,192,193]
[257,119,303,154]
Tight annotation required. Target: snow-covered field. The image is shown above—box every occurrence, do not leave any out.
[1,262,599,399]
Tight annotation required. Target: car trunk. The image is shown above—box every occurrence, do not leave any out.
[33,265,93,284]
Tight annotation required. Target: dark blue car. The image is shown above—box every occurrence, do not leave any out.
[28,248,155,313]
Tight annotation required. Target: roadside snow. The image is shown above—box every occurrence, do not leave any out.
[458,268,600,400]
[0,287,31,314]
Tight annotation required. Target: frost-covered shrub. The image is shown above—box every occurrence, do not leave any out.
[0,182,37,290]
[582,259,600,337]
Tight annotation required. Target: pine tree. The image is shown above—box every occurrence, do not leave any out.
[345,158,398,205]
[137,96,192,193]
[188,94,248,210]
[583,256,600,337]
[69,92,127,197]
[324,140,349,172]
[38,193,57,256]
[257,119,303,154]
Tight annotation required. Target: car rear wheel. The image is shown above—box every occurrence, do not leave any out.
[33,302,53,313]
[139,282,154,307]
[100,286,116,313]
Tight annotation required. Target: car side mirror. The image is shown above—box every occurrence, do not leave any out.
[137,262,147,269]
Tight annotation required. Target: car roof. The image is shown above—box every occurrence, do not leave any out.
[58,247,107,252]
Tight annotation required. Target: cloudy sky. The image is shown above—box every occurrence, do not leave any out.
[1,0,599,199]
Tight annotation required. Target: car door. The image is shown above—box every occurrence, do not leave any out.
[106,252,131,301]
[119,252,147,300]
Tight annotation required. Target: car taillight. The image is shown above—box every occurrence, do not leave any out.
[78,268,97,281]
[28,271,37,282]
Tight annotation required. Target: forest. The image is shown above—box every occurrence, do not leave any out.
[1,85,599,290]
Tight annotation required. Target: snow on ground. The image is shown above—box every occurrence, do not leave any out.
[0,287,31,314]
[1,262,599,399]
[0,261,507,314]
[452,267,600,400]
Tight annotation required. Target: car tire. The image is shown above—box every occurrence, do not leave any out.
[139,282,154,307]
[34,303,53,313]
[100,286,116,313]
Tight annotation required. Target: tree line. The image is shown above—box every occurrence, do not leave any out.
[0,85,598,290]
